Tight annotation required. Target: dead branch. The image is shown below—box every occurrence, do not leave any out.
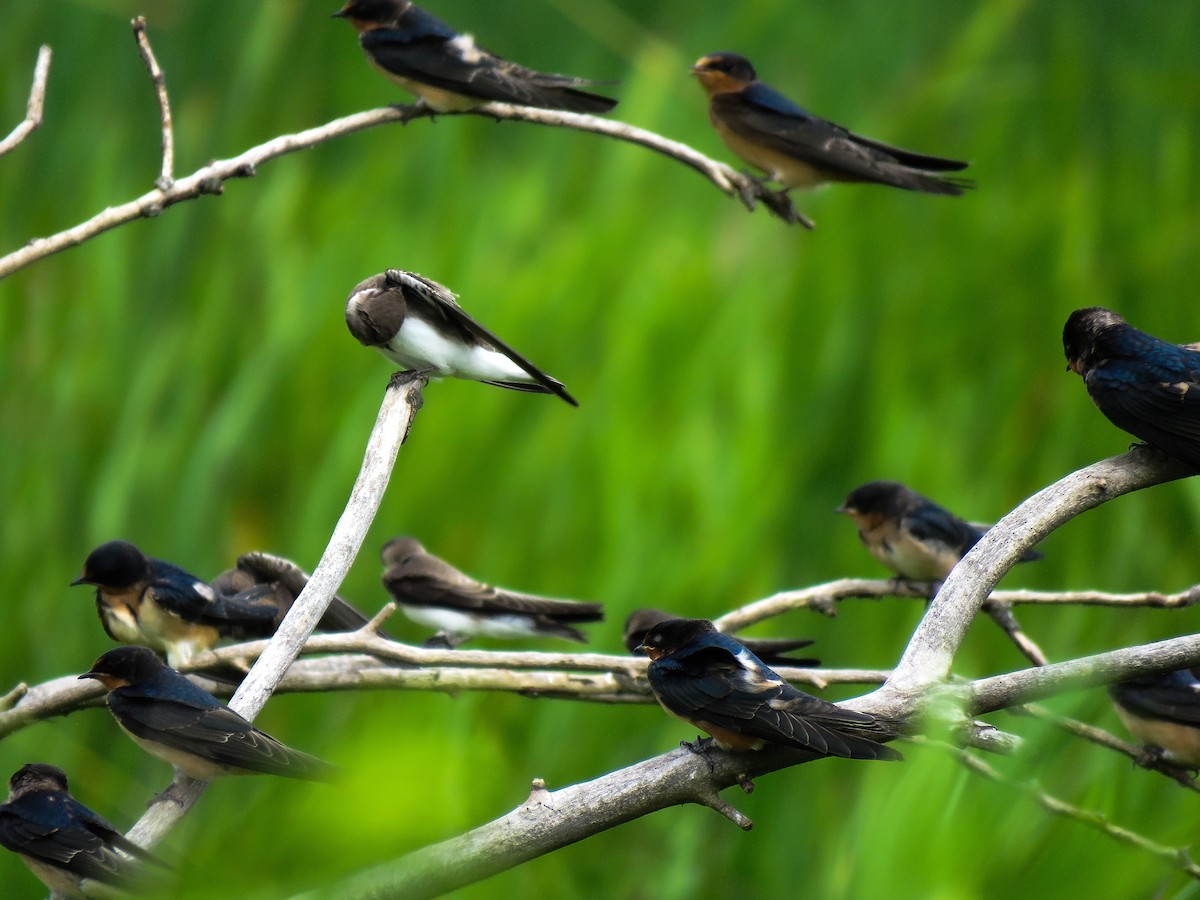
[0,45,51,158]
[131,18,174,189]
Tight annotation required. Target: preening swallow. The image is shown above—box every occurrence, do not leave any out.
[837,480,1042,582]
[345,269,577,405]
[640,617,901,760]
[0,763,168,898]
[333,0,617,114]
[380,536,603,647]
[1063,307,1200,470]
[80,647,333,782]
[691,52,970,205]
[624,608,819,667]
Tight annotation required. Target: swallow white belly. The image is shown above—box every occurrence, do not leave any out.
[400,604,538,638]
[382,318,531,383]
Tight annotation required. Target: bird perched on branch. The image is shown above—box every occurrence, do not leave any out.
[639,617,900,760]
[345,269,577,405]
[691,52,970,205]
[333,0,617,114]
[1063,307,1200,471]
[80,647,332,782]
[836,480,1042,583]
[380,536,603,647]
[624,608,819,667]
[1109,669,1200,768]
[0,763,168,897]
[72,541,377,667]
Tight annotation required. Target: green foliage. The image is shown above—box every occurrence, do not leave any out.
[1,0,1199,896]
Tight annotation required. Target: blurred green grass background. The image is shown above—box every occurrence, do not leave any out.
[1,0,1199,897]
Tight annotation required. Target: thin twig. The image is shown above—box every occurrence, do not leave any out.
[984,602,1050,667]
[1018,703,1200,792]
[131,18,174,189]
[943,740,1200,880]
[124,373,424,849]
[0,45,51,158]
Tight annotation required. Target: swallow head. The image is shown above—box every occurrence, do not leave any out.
[1063,307,1127,376]
[637,617,718,660]
[623,608,673,654]
[837,481,912,522]
[345,273,404,347]
[332,0,409,26]
[8,763,69,800]
[72,540,150,589]
[79,646,168,691]
[381,535,426,569]
[691,52,758,95]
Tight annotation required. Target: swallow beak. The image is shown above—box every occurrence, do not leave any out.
[69,575,91,587]
[78,671,98,681]
[834,505,849,514]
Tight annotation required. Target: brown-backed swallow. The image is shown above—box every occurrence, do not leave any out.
[639,618,900,759]
[80,647,332,781]
[624,608,819,667]
[0,763,168,897]
[333,0,617,114]
[1064,307,1200,470]
[837,481,1042,582]
[345,269,577,405]
[210,550,384,636]
[380,536,603,647]
[691,52,970,202]
[1109,669,1200,768]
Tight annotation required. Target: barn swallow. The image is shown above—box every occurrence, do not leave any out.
[837,481,1043,582]
[639,618,900,760]
[1109,669,1200,768]
[333,0,617,114]
[0,763,168,898]
[624,608,819,667]
[1063,307,1200,471]
[380,536,603,647]
[345,269,577,406]
[691,52,970,201]
[79,647,332,781]
[71,541,280,668]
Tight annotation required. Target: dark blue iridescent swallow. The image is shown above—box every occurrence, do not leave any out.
[691,52,970,199]
[333,0,617,114]
[79,646,332,782]
[837,480,1042,582]
[0,763,167,897]
[1064,307,1200,470]
[624,608,819,667]
[639,618,900,760]
[1109,669,1200,768]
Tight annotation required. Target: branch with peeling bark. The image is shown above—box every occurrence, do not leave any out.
[0,21,801,283]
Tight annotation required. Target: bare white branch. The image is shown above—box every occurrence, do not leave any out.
[0,45,51,158]
[124,372,424,848]
[131,18,174,189]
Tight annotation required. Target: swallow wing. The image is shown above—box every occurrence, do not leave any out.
[396,271,576,404]
[903,503,983,557]
[0,796,147,884]
[1111,676,1200,726]
[361,14,616,112]
[712,83,969,192]
[1086,351,1200,469]
[113,691,328,780]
